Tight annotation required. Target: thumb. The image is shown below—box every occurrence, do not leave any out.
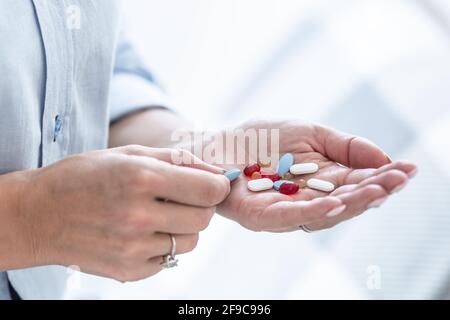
[315,125,391,169]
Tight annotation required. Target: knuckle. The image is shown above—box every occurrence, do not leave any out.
[130,211,150,227]
[124,169,162,194]
[122,144,146,156]
[123,212,156,234]
[125,167,151,188]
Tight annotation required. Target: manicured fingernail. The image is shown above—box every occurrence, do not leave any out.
[326,205,347,218]
[368,196,388,209]
[209,164,225,173]
[408,169,418,179]
[391,181,407,194]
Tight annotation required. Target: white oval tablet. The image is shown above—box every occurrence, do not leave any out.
[247,178,274,192]
[307,178,335,192]
[290,163,319,175]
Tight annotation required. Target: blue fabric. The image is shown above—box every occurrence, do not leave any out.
[0,0,171,299]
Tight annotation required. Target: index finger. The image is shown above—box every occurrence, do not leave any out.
[115,145,225,174]
[154,161,231,207]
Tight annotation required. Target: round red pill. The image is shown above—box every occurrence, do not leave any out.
[279,183,300,195]
[244,164,261,177]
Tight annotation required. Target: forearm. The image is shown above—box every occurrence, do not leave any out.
[0,170,38,271]
[108,108,193,149]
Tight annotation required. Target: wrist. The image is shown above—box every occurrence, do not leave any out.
[0,169,51,270]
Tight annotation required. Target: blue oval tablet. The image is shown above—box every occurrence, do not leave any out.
[273,180,295,191]
[224,168,241,182]
[277,153,294,176]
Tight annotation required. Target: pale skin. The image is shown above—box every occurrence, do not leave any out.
[217,120,417,232]
[0,145,231,282]
[0,108,417,282]
[109,110,416,233]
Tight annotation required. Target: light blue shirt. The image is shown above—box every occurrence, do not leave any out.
[0,0,171,299]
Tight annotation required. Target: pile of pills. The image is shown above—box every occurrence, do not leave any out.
[224,153,335,195]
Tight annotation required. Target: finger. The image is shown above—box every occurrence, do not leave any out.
[153,161,231,207]
[343,161,417,185]
[306,184,387,231]
[331,184,359,196]
[305,162,414,194]
[152,201,215,234]
[148,233,200,257]
[170,149,226,174]
[116,145,225,174]
[315,125,391,169]
[254,196,344,231]
[351,169,409,194]
[118,234,200,282]
[332,168,410,197]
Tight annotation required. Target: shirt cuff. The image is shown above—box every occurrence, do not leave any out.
[109,73,175,122]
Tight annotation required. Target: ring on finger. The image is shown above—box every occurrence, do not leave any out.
[160,234,178,269]
[299,224,315,233]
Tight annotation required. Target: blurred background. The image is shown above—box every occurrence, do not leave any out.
[68,0,450,299]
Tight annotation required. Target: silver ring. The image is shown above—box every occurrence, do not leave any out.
[170,234,177,257]
[160,235,178,269]
[299,224,315,233]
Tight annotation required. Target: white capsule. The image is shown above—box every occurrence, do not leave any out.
[290,163,319,175]
[247,178,274,192]
[307,178,335,192]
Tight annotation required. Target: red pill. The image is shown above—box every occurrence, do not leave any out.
[261,169,281,182]
[260,169,274,175]
[279,183,300,195]
[264,173,281,182]
[244,164,261,177]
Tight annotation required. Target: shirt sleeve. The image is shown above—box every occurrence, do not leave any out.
[108,27,174,122]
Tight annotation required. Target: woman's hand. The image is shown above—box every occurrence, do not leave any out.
[217,120,417,232]
[3,146,229,282]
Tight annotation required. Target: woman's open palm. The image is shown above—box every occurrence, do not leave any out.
[218,120,417,232]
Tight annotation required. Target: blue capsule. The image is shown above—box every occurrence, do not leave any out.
[273,180,295,191]
[224,168,241,182]
[277,153,294,176]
